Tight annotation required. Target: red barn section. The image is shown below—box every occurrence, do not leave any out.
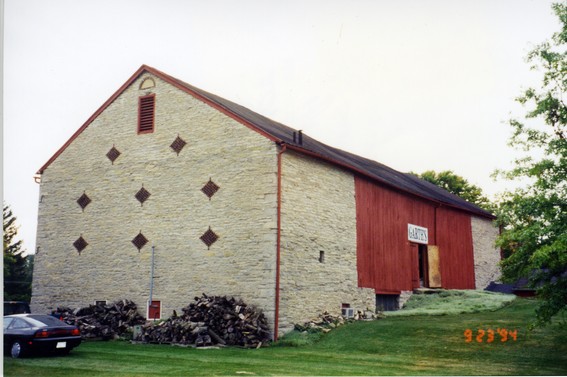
[355,176,476,294]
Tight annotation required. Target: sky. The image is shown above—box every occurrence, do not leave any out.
[2,0,561,255]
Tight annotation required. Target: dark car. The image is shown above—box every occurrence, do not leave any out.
[4,301,31,315]
[3,314,81,358]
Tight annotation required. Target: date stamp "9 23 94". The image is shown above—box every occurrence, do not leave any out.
[464,328,518,343]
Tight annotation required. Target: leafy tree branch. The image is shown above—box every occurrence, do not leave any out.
[495,2,567,327]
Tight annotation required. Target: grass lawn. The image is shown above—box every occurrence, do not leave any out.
[384,289,517,317]
[4,297,567,376]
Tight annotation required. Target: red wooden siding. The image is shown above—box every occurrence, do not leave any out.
[355,176,475,293]
[436,207,476,288]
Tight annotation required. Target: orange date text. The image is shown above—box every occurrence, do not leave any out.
[464,328,517,343]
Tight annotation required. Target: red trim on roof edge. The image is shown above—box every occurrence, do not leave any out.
[37,66,148,174]
[37,65,281,174]
[35,65,495,221]
[141,66,281,144]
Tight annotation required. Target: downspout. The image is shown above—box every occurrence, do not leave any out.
[274,143,287,340]
[149,245,155,319]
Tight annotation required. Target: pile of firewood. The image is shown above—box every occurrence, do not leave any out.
[54,299,146,339]
[135,294,270,348]
[294,310,378,333]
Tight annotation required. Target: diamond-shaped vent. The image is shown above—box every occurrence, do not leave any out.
[132,232,148,251]
[200,227,219,249]
[73,236,88,254]
[135,186,151,205]
[201,179,220,199]
[170,135,187,155]
[77,192,91,210]
[106,146,121,164]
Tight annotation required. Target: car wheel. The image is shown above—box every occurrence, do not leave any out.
[11,341,26,358]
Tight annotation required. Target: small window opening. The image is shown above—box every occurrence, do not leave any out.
[94,300,108,306]
[341,303,354,318]
[319,250,325,263]
[73,236,88,254]
[138,94,155,133]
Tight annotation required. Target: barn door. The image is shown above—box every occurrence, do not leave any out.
[427,245,442,288]
[410,244,420,289]
[418,244,429,287]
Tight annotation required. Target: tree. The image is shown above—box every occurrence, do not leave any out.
[495,2,567,327]
[412,170,493,211]
[3,203,33,302]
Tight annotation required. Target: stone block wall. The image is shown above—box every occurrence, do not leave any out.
[278,150,375,333]
[471,216,501,288]
[31,73,279,330]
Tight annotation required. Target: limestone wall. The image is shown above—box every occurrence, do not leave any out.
[471,216,501,289]
[278,150,375,333]
[31,73,279,330]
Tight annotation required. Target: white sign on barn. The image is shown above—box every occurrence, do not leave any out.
[408,224,428,244]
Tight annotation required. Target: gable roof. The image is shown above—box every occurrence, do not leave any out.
[38,64,494,219]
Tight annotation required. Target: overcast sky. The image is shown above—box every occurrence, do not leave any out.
[3,0,560,254]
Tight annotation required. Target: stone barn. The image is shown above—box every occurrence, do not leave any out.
[31,65,500,338]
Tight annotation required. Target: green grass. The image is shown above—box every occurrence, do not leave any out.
[385,289,517,317]
[4,298,567,376]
